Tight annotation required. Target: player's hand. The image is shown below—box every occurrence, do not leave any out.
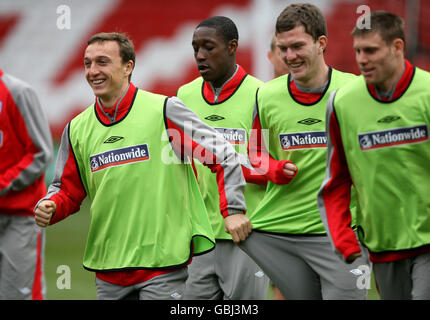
[224,213,252,243]
[346,252,362,264]
[283,162,297,177]
[35,200,56,227]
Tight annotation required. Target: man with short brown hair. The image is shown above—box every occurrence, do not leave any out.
[239,3,370,300]
[318,10,430,300]
[34,32,248,300]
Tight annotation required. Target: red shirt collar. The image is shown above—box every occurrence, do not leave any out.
[367,59,414,102]
[95,82,137,124]
[202,65,247,104]
[289,79,325,105]
[0,69,3,77]
[288,67,332,105]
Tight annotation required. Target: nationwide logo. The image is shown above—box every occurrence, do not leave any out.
[358,125,429,151]
[205,114,225,122]
[89,144,150,172]
[279,131,327,150]
[214,127,247,145]
[104,136,124,143]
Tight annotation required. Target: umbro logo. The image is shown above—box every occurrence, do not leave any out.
[205,114,225,121]
[377,115,401,123]
[297,118,322,125]
[104,136,124,143]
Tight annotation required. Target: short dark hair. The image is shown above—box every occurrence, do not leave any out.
[87,32,135,80]
[196,16,239,44]
[276,3,327,42]
[351,10,405,45]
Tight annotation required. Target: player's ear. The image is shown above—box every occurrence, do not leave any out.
[124,60,134,78]
[317,35,328,54]
[392,38,404,55]
[227,39,238,55]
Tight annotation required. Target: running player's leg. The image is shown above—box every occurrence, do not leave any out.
[215,240,269,300]
[373,259,412,300]
[96,268,188,300]
[138,268,188,300]
[184,250,222,299]
[0,215,43,300]
[239,231,322,299]
[96,277,137,300]
[301,235,369,300]
[411,252,430,299]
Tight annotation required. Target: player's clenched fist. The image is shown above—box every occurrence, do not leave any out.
[283,162,297,178]
[224,213,252,243]
[34,200,56,227]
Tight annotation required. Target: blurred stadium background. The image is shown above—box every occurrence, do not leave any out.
[1,0,428,300]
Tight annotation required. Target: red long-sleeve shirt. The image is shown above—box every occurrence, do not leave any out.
[41,83,247,286]
[0,69,53,215]
[319,60,430,263]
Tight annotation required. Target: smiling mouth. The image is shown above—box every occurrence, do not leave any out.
[91,79,106,86]
[288,62,304,70]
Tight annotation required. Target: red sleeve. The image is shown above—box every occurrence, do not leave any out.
[319,108,360,260]
[0,103,40,190]
[164,97,247,218]
[248,111,297,184]
[166,117,233,217]
[41,124,86,224]
[0,77,53,195]
[241,165,268,185]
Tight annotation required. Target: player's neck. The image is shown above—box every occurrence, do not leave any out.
[294,62,329,90]
[375,59,405,93]
[211,64,238,89]
[99,82,131,109]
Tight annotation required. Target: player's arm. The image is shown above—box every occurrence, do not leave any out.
[0,82,53,196]
[165,96,250,243]
[34,123,87,227]
[177,86,268,186]
[248,101,297,184]
[317,91,361,263]
[239,153,269,185]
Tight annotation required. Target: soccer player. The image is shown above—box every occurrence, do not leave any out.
[318,10,430,300]
[0,69,53,299]
[239,3,370,299]
[267,34,289,78]
[177,16,269,300]
[34,32,248,300]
